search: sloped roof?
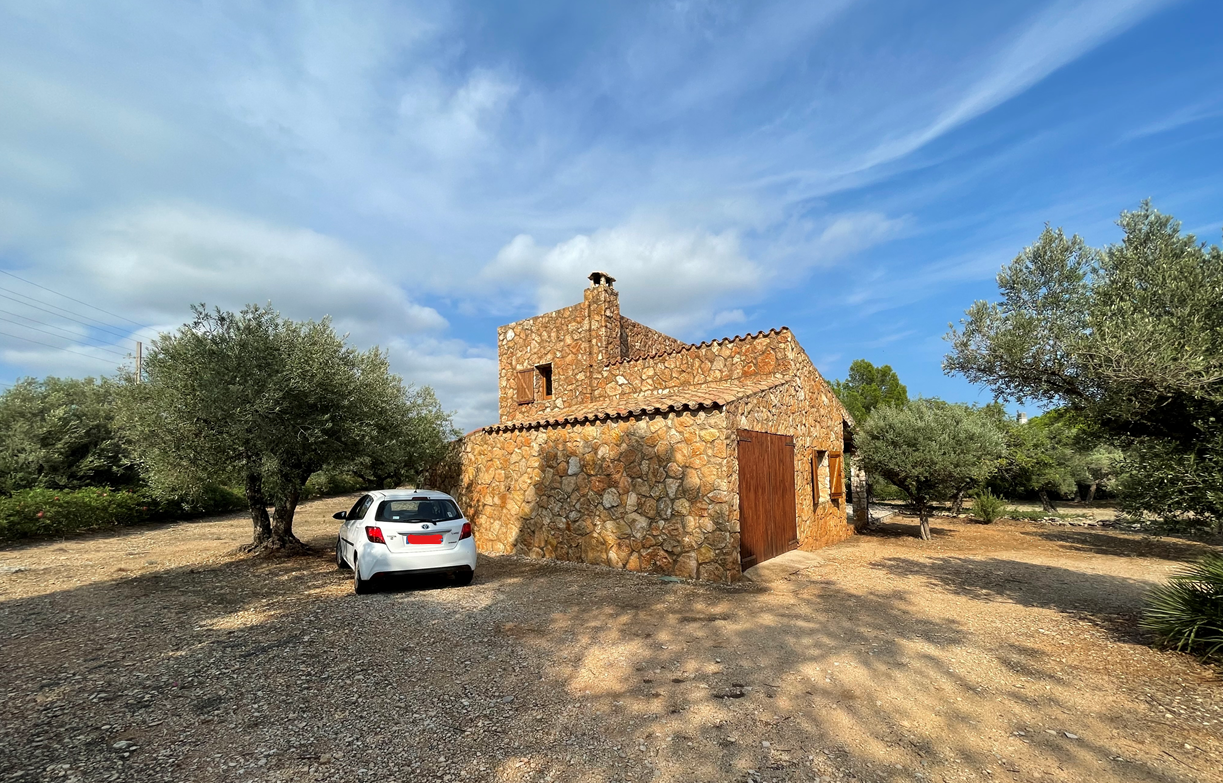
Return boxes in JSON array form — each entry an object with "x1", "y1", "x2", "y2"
[
  {"x1": 479, "y1": 375, "x2": 790, "y2": 433},
  {"x1": 609, "y1": 327, "x2": 790, "y2": 366}
]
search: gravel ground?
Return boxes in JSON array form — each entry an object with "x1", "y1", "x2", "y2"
[{"x1": 1, "y1": 496, "x2": 1220, "y2": 783}]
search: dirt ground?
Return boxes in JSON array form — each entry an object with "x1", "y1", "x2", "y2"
[{"x1": 1, "y1": 498, "x2": 1220, "y2": 783}]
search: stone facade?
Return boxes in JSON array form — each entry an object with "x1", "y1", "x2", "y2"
[{"x1": 434, "y1": 272, "x2": 855, "y2": 582}]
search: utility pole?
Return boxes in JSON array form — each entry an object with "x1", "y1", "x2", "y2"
[{"x1": 136, "y1": 341, "x2": 142, "y2": 383}]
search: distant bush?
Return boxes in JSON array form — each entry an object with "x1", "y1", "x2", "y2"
[
  {"x1": 1141, "y1": 553, "x2": 1223, "y2": 661},
  {"x1": 0, "y1": 485, "x2": 246, "y2": 542},
  {"x1": 970, "y1": 489, "x2": 1006, "y2": 524},
  {"x1": 303, "y1": 471, "x2": 371, "y2": 500}
]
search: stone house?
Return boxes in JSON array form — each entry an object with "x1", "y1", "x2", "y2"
[{"x1": 434, "y1": 272, "x2": 865, "y2": 583}]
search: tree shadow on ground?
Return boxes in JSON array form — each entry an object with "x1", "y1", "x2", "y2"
[
  {"x1": 1, "y1": 524, "x2": 1214, "y2": 783},
  {"x1": 868, "y1": 556, "x2": 1155, "y2": 641},
  {"x1": 1019, "y1": 528, "x2": 1221, "y2": 563}
]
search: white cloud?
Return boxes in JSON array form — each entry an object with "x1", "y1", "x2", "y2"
[
  {"x1": 712, "y1": 309, "x2": 747, "y2": 327},
  {"x1": 861, "y1": 0, "x2": 1170, "y2": 170},
  {"x1": 484, "y1": 221, "x2": 765, "y2": 336},
  {"x1": 384, "y1": 335, "x2": 499, "y2": 432},
  {"x1": 62, "y1": 204, "x2": 446, "y2": 341}
]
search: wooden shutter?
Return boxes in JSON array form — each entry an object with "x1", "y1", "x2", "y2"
[
  {"x1": 515, "y1": 369, "x2": 535, "y2": 404},
  {"x1": 829, "y1": 452, "x2": 845, "y2": 499}
]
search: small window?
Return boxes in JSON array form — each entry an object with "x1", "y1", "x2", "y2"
[
  {"x1": 536, "y1": 363, "x2": 553, "y2": 399},
  {"x1": 814, "y1": 451, "x2": 826, "y2": 505},
  {"x1": 829, "y1": 452, "x2": 845, "y2": 500},
  {"x1": 516, "y1": 369, "x2": 535, "y2": 404}
]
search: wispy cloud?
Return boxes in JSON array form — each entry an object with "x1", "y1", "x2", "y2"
[{"x1": 0, "y1": 0, "x2": 1204, "y2": 425}]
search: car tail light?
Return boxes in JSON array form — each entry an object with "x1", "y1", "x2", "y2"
[
  {"x1": 459, "y1": 522, "x2": 472, "y2": 540},
  {"x1": 365, "y1": 526, "x2": 386, "y2": 545}
]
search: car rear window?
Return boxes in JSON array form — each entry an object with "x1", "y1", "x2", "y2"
[{"x1": 375, "y1": 499, "x2": 463, "y2": 523}]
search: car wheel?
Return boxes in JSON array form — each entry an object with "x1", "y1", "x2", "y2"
[
  {"x1": 353, "y1": 556, "x2": 373, "y2": 594},
  {"x1": 336, "y1": 537, "x2": 349, "y2": 570},
  {"x1": 452, "y1": 569, "x2": 474, "y2": 587}
]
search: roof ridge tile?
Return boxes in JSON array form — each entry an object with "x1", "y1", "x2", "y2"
[{"x1": 609, "y1": 326, "x2": 789, "y2": 366}]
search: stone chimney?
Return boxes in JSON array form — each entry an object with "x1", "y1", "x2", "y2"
[{"x1": 583, "y1": 271, "x2": 621, "y2": 393}]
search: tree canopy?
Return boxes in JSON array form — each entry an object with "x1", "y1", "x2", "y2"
[
  {"x1": 120, "y1": 304, "x2": 456, "y2": 552},
  {"x1": 944, "y1": 203, "x2": 1223, "y2": 529},
  {"x1": 944, "y1": 202, "x2": 1222, "y2": 448},
  {"x1": 832, "y1": 359, "x2": 908, "y2": 424},
  {"x1": 856, "y1": 399, "x2": 1006, "y2": 540},
  {"x1": 0, "y1": 377, "x2": 137, "y2": 495}
]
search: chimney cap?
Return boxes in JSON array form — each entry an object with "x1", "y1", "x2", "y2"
[{"x1": 588, "y1": 271, "x2": 616, "y2": 287}]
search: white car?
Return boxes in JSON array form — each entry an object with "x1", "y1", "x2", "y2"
[{"x1": 334, "y1": 489, "x2": 477, "y2": 593}]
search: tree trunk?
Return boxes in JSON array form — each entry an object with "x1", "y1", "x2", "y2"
[
  {"x1": 950, "y1": 489, "x2": 966, "y2": 516},
  {"x1": 1086, "y1": 482, "x2": 1098, "y2": 505},
  {"x1": 918, "y1": 510, "x2": 932, "y2": 541},
  {"x1": 269, "y1": 481, "x2": 307, "y2": 553},
  {"x1": 1038, "y1": 489, "x2": 1056, "y2": 513},
  {"x1": 244, "y1": 465, "x2": 272, "y2": 547}
]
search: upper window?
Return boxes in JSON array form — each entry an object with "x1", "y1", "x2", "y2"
[
  {"x1": 536, "y1": 363, "x2": 553, "y2": 399},
  {"x1": 375, "y1": 499, "x2": 463, "y2": 523}
]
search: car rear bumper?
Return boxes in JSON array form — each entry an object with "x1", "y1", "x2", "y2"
[{"x1": 356, "y1": 538, "x2": 477, "y2": 580}]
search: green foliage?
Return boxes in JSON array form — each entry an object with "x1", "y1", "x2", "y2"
[
  {"x1": 970, "y1": 489, "x2": 1006, "y2": 524},
  {"x1": 303, "y1": 471, "x2": 373, "y2": 499},
  {"x1": 832, "y1": 359, "x2": 908, "y2": 424},
  {"x1": 1141, "y1": 553, "x2": 1223, "y2": 660},
  {"x1": 989, "y1": 413, "x2": 1080, "y2": 507},
  {"x1": 0, "y1": 377, "x2": 138, "y2": 494},
  {"x1": 945, "y1": 203, "x2": 1223, "y2": 530},
  {"x1": 345, "y1": 385, "x2": 458, "y2": 489},
  {"x1": 0, "y1": 485, "x2": 245, "y2": 541},
  {"x1": 857, "y1": 399, "x2": 1006, "y2": 538},
  {"x1": 119, "y1": 304, "x2": 457, "y2": 550},
  {"x1": 1116, "y1": 435, "x2": 1223, "y2": 535}
]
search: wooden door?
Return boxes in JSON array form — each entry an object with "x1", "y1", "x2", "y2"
[{"x1": 737, "y1": 429, "x2": 798, "y2": 569}]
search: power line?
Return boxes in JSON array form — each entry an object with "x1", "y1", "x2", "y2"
[
  {"x1": 0, "y1": 329, "x2": 124, "y2": 367},
  {"x1": 0, "y1": 268, "x2": 147, "y2": 328},
  {"x1": 0, "y1": 289, "x2": 138, "y2": 344},
  {"x1": 0, "y1": 315, "x2": 129, "y2": 357},
  {"x1": 0, "y1": 307, "x2": 133, "y2": 352}
]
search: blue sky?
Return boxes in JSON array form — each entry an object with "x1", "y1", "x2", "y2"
[{"x1": 0, "y1": 0, "x2": 1220, "y2": 429}]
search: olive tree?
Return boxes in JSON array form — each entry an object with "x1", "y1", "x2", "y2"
[
  {"x1": 0, "y1": 376, "x2": 138, "y2": 494},
  {"x1": 944, "y1": 203, "x2": 1223, "y2": 528},
  {"x1": 856, "y1": 400, "x2": 1006, "y2": 540},
  {"x1": 120, "y1": 304, "x2": 455, "y2": 552}
]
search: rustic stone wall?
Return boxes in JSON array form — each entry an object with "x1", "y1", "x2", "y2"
[
  {"x1": 723, "y1": 351, "x2": 853, "y2": 551},
  {"x1": 596, "y1": 329, "x2": 795, "y2": 401},
  {"x1": 620, "y1": 316, "x2": 687, "y2": 360},
  {"x1": 438, "y1": 409, "x2": 740, "y2": 583},
  {"x1": 497, "y1": 281, "x2": 625, "y2": 423}
]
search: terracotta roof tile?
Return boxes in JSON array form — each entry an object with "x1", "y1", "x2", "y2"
[
  {"x1": 479, "y1": 376, "x2": 789, "y2": 433},
  {"x1": 610, "y1": 327, "x2": 790, "y2": 366}
]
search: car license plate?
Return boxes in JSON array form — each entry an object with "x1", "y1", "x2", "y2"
[{"x1": 408, "y1": 534, "x2": 443, "y2": 545}]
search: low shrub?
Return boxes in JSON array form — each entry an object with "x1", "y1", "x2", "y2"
[
  {"x1": 303, "y1": 471, "x2": 372, "y2": 500},
  {"x1": 970, "y1": 489, "x2": 1007, "y2": 524},
  {"x1": 1141, "y1": 553, "x2": 1223, "y2": 661},
  {"x1": 0, "y1": 487, "x2": 153, "y2": 540},
  {"x1": 0, "y1": 485, "x2": 247, "y2": 542}
]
